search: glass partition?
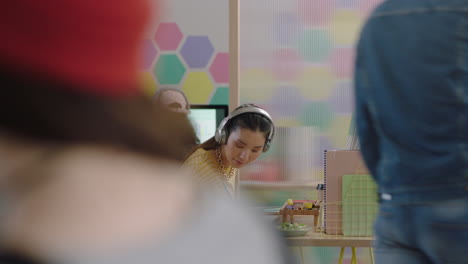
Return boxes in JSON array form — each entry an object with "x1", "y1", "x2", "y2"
[{"x1": 238, "y1": 0, "x2": 383, "y2": 205}]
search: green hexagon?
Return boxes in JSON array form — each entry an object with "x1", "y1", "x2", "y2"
[
  {"x1": 298, "y1": 29, "x2": 333, "y2": 63},
  {"x1": 153, "y1": 54, "x2": 186, "y2": 85},
  {"x1": 300, "y1": 102, "x2": 334, "y2": 131},
  {"x1": 182, "y1": 72, "x2": 214, "y2": 104},
  {"x1": 210, "y1": 86, "x2": 229, "y2": 105}
]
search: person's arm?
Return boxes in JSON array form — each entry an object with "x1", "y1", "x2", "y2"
[{"x1": 354, "y1": 33, "x2": 380, "y2": 179}]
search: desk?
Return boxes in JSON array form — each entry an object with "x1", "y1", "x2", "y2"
[
  {"x1": 241, "y1": 180, "x2": 322, "y2": 191},
  {"x1": 260, "y1": 208, "x2": 375, "y2": 263},
  {"x1": 285, "y1": 232, "x2": 374, "y2": 264},
  {"x1": 286, "y1": 232, "x2": 373, "y2": 247}
]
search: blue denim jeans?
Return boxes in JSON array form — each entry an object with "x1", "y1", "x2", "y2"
[{"x1": 374, "y1": 197, "x2": 468, "y2": 264}]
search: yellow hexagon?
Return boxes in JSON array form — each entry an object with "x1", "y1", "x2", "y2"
[
  {"x1": 239, "y1": 68, "x2": 275, "y2": 102},
  {"x1": 297, "y1": 67, "x2": 335, "y2": 100},
  {"x1": 327, "y1": 114, "x2": 352, "y2": 149},
  {"x1": 182, "y1": 72, "x2": 214, "y2": 104},
  {"x1": 274, "y1": 118, "x2": 302, "y2": 127},
  {"x1": 329, "y1": 10, "x2": 363, "y2": 45},
  {"x1": 139, "y1": 71, "x2": 158, "y2": 96}
]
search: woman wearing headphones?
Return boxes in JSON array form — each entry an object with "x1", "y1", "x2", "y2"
[{"x1": 183, "y1": 104, "x2": 275, "y2": 199}]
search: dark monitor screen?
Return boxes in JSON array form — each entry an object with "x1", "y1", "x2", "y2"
[{"x1": 188, "y1": 105, "x2": 228, "y2": 143}]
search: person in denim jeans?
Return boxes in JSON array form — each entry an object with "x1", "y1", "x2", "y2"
[{"x1": 354, "y1": 0, "x2": 468, "y2": 263}]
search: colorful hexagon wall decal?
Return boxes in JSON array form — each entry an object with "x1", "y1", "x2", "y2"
[
  {"x1": 336, "y1": 0, "x2": 359, "y2": 8},
  {"x1": 182, "y1": 72, "x2": 214, "y2": 104},
  {"x1": 328, "y1": 47, "x2": 355, "y2": 79},
  {"x1": 270, "y1": 85, "x2": 305, "y2": 117},
  {"x1": 239, "y1": 68, "x2": 275, "y2": 102},
  {"x1": 154, "y1": 23, "x2": 183, "y2": 51},
  {"x1": 297, "y1": 67, "x2": 334, "y2": 100},
  {"x1": 329, "y1": 10, "x2": 363, "y2": 45},
  {"x1": 274, "y1": 118, "x2": 302, "y2": 127},
  {"x1": 271, "y1": 48, "x2": 303, "y2": 81},
  {"x1": 273, "y1": 12, "x2": 300, "y2": 46},
  {"x1": 299, "y1": 102, "x2": 334, "y2": 131},
  {"x1": 153, "y1": 54, "x2": 186, "y2": 85},
  {"x1": 180, "y1": 36, "x2": 215, "y2": 68},
  {"x1": 209, "y1": 52, "x2": 229, "y2": 83},
  {"x1": 298, "y1": 30, "x2": 333, "y2": 63},
  {"x1": 328, "y1": 81, "x2": 354, "y2": 114},
  {"x1": 297, "y1": 0, "x2": 335, "y2": 26},
  {"x1": 141, "y1": 39, "x2": 157, "y2": 70},
  {"x1": 210, "y1": 86, "x2": 229, "y2": 105}
]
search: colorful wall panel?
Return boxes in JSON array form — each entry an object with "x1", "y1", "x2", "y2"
[
  {"x1": 139, "y1": 0, "x2": 230, "y2": 105},
  {"x1": 238, "y1": 0, "x2": 383, "y2": 192}
]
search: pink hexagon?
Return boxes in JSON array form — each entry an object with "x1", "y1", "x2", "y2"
[
  {"x1": 209, "y1": 52, "x2": 229, "y2": 83},
  {"x1": 154, "y1": 23, "x2": 183, "y2": 51},
  {"x1": 328, "y1": 47, "x2": 355, "y2": 79},
  {"x1": 297, "y1": 0, "x2": 336, "y2": 26},
  {"x1": 271, "y1": 48, "x2": 303, "y2": 81}
]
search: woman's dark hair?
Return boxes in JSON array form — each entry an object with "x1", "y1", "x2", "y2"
[
  {"x1": 0, "y1": 68, "x2": 197, "y2": 161},
  {"x1": 187, "y1": 104, "x2": 273, "y2": 156}
]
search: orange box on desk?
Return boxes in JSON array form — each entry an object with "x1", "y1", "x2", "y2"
[{"x1": 279, "y1": 200, "x2": 320, "y2": 227}]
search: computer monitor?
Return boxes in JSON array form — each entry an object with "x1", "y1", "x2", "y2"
[{"x1": 188, "y1": 105, "x2": 229, "y2": 143}]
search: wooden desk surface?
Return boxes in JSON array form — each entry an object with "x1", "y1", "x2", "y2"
[
  {"x1": 241, "y1": 180, "x2": 323, "y2": 191},
  {"x1": 259, "y1": 208, "x2": 374, "y2": 248},
  {"x1": 286, "y1": 232, "x2": 374, "y2": 247}
]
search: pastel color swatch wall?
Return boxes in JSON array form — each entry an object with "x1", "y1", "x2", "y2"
[{"x1": 238, "y1": 0, "x2": 383, "y2": 195}]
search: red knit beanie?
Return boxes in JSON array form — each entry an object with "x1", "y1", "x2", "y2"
[{"x1": 0, "y1": 0, "x2": 154, "y2": 96}]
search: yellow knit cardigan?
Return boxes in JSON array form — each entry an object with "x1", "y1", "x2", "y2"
[{"x1": 183, "y1": 148, "x2": 238, "y2": 199}]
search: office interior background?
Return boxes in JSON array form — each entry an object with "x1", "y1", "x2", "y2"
[{"x1": 140, "y1": 1, "x2": 383, "y2": 262}]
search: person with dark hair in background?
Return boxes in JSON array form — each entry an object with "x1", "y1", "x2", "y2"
[
  {"x1": 153, "y1": 87, "x2": 200, "y2": 157},
  {"x1": 183, "y1": 104, "x2": 275, "y2": 199},
  {"x1": 354, "y1": 0, "x2": 468, "y2": 263},
  {"x1": 0, "y1": 1, "x2": 293, "y2": 264}
]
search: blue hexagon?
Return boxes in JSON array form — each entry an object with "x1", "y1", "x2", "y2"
[
  {"x1": 180, "y1": 36, "x2": 214, "y2": 68},
  {"x1": 274, "y1": 12, "x2": 299, "y2": 46},
  {"x1": 328, "y1": 81, "x2": 354, "y2": 114},
  {"x1": 270, "y1": 85, "x2": 305, "y2": 117}
]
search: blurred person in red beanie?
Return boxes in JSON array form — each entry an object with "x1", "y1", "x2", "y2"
[{"x1": 0, "y1": 1, "x2": 294, "y2": 264}]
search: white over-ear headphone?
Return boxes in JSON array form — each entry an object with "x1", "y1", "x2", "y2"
[{"x1": 214, "y1": 105, "x2": 275, "y2": 152}]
